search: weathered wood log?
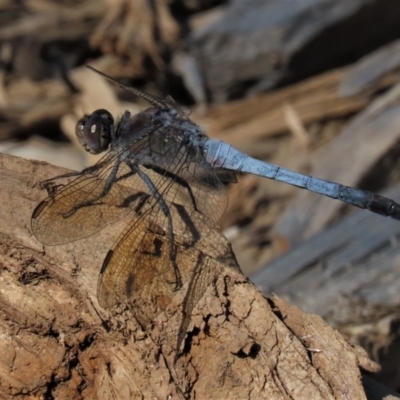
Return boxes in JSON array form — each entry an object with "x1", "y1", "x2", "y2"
[
  {"x1": 274, "y1": 81, "x2": 400, "y2": 245},
  {"x1": 190, "y1": 0, "x2": 400, "y2": 102},
  {"x1": 252, "y1": 182, "x2": 400, "y2": 311},
  {"x1": 0, "y1": 153, "x2": 396, "y2": 399},
  {"x1": 205, "y1": 67, "x2": 368, "y2": 155},
  {"x1": 203, "y1": 63, "x2": 399, "y2": 155},
  {"x1": 90, "y1": 0, "x2": 179, "y2": 71},
  {"x1": 339, "y1": 38, "x2": 400, "y2": 97}
]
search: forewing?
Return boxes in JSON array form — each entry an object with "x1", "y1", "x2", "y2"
[
  {"x1": 96, "y1": 165, "x2": 229, "y2": 310},
  {"x1": 31, "y1": 119, "x2": 167, "y2": 246},
  {"x1": 160, "y1": 156, "x2": 228, "y2": 227},
  {"x1": 95, "y1": 124, "x2": 230, "y2": 307},
  {"x1": 132, "y1": 127, "x2": 229, "y2": 227},
  {"x1": 31, "y1": 154, "x2": 151, "y2": 245},
  {"x1": 176, "y1": 158, "x2": 228, "y2": 225}
]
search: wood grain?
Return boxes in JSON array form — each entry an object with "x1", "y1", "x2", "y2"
[{"x1": 0, "y1": 153, "x2": 392, "y2": 399}]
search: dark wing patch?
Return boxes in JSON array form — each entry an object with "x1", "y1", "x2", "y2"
[
  {"x1": 125, "y1": 272, "x2": 136, "y2": 298},
  {"x1": 31, "y1": 123, "x2": 164, "y2": 246},
  {"x1": 97, "y1": 205, "x2": 173, "y2": 307}
]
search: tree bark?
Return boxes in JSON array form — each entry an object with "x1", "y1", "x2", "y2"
[{"x1": 0, "y1": 152, "x2": 397, "y2": 399}]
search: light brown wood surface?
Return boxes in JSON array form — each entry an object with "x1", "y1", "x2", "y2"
[{"x1": 0, "y1": 153, "x2": 398, "y2": 399}]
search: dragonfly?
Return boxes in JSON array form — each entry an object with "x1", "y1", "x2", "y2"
[{"x1": 31, "y1": 66, "x2": 400, "y2": 347}]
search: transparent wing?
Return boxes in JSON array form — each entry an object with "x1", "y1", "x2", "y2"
[
  {"x1": 33, "y1": 108, "x2": 231, "y2": 316},
  {"x1": 31, "y1": 122, "x2": 163, "y2": 246},
  {"x1": 96, "y1": 130, "x2": 231, "y2": 308},
  {"x1": 96, "y1": 194, "x2": 217, "y2": 309},
  {"x1": 97, "y1": 203, "x2": 170, "y2": 308},
  {"x1": 31, "y1": 166, "x2": 156, "y2": 246},
  {"x1": 133, "y1": 125, "x2": 229, "y2": 227}
]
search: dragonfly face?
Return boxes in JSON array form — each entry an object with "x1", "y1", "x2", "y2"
[{"x1": 75, "y1": 109, "x2": 114, "y2": 154}]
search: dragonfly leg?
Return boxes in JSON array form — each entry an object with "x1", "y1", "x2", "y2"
[
  {"x1": 143, "y1": 164, "x2": 198, "y2": 211},
  {"x1": 40, "y1": 170, "x2": 86, "y2": 194},
  {"x1": 39, "y1": 159, "x2": 112, "y2": 192},
  {"x1": 63, "y1": 159, "x2": 123, "y2": 218},
  {"x1": 131, "y1": 162, "x2": 182, "y2": 290}
]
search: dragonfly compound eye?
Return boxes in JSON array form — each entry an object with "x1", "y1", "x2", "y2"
[{"x1": 75, "y1": 109, "x2": 114, "y2": 154}]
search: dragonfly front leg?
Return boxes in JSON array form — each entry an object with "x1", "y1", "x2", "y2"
[
  {"x1": 40, "y1": 170, "x2": 86, "y2": 196},
  {"x1": 63, "y1": 160, "x2": 124, "y2": 218},
  {"x1": 40, "y1": 161, "x2": 110, "y2": 195}
]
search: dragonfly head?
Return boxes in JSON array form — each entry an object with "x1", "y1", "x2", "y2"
[{"x1": 75, "y1": 109, "x2": 114, "y2": 154}]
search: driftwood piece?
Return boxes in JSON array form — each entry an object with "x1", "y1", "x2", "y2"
[
  {"x1": 339, "y1": 39, "x2": 400, "y2": 97},
  {"x1": 204, "y1": 66, "x2": 394, "y2": 158},
  {"x1": 251, "y1": 181, "x2": 400, "y2": 314},
  {"x1": 0, "y1": 0, "x2": 104, "y2": 43},
  {"x1": 0, "y1": 77, "x2": 73, "y2": 141},
  {"x1": 274, "y1": 81, "x2": 400, "y2": 245},
  {"x1": 90, "y1": 0, "x2": 179, "y2": 71},
  {"x1": 208, "y1": 68, "x2": 351, "y2": 136},
  {"x1": 190, "y1": 0, "x2": 400, "y2": 102},
  {"x1": 251, "y1": 182, "x2": 400, "y2": 394},
  {"x1": 0, "y1": 152, "x2": 394, "y2": 399}
]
